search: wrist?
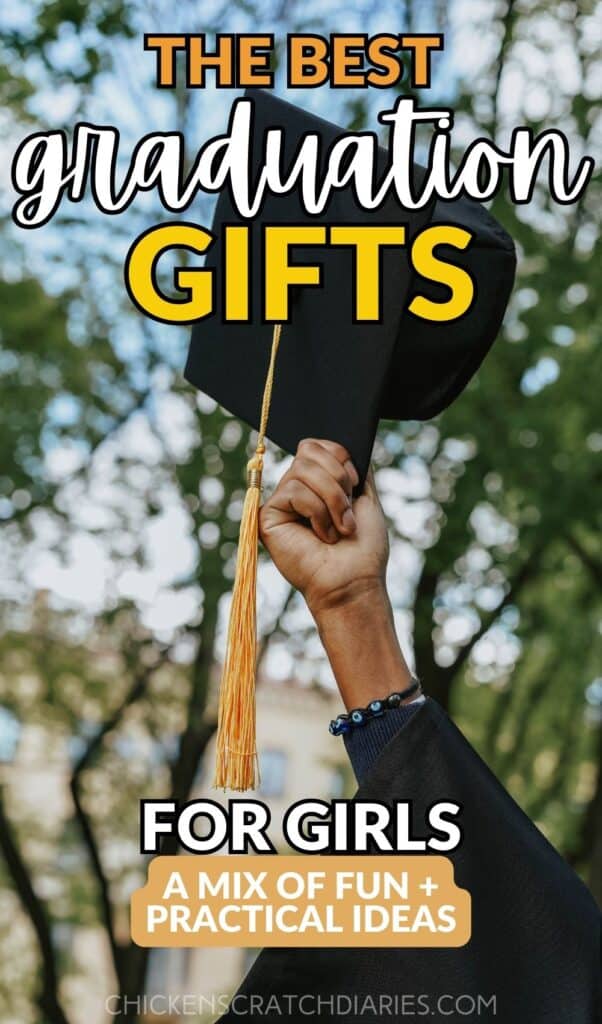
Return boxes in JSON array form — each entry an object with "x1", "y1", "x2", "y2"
[
  {"x1": 308, "y1": 577, "x2": 389, "y2": 626},
  {"x1": 312, "y1": 582, "x2": 413, "y2": 711}
]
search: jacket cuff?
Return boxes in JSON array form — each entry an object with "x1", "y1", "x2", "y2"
[{"x1": 343, "y1": 700, "x2": 424, "y2": 784}]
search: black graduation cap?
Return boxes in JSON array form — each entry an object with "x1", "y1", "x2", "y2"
[{"x1": 185, "y1": 90, "x2": 516, "y2": 487}]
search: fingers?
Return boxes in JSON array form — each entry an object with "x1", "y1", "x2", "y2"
[
  {"x1": 291, "y1": 458, "x2": 355, "y2": 537},
  {"x1": 261, "y1": 439, "x2": 360, "y2": 544},
  {"x1": 299, "y1": 439, "x2": 360, "y2": 491},
  {"x1": 294, "y1": 439, "x2": 359, "y2": 535},
  {"x1": 263, "y1": 478, "x2": 338, "y2": 544}
]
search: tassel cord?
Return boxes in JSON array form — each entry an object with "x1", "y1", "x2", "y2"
[{"x1": 214, "y1": 324, "x2": 282, "y2": 791}]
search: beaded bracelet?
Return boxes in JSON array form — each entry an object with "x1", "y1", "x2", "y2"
[{"x1": 329, "y1": 679, "x2": 422, "y2": 736}]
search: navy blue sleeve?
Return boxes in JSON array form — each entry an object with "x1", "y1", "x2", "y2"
[{"x1": 343, "y1": 702, "x2": 423, "y2": 784}]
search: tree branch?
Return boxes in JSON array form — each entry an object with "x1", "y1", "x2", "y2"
[
  {"x1": 0, "y1": 789, "x2": 70, "y2": 1024},
  {"x1": 257, "y1": 584, "x2": 294, "y2": 669},
  {"x1": 488, "y1": 657, "x2": 553, "y2": 773},
  {"x1": 69, "y1": 659, "x2": 159, "y2": 992},
  {"x1": 526, "y1": 681, "x2": 584, "y2": 822},
  {"x1": 490, "y1": 0, "x2": 516, "y2": 137},
  {"x1": 429, "y1": 543, "x2": 545, "y2": 708},
  {"x1": 566, "y1": 532, "x2": 602, "y2": 590}
]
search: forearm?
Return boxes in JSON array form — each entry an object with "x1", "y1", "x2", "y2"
[
  {"x1": 259, "y1": 440, "x2": 422, "y2": 776},
  {"x1": 312, "y1": 581, "x2": 414, "y2": 710},
  {"x1": 313, "y1": 582, "x2": 423, "y2": 783}
]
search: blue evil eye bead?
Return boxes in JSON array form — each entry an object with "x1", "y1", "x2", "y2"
[
  {"x1": 330, "y1": 716, "x2": 350, "y2": 736},
  {"x1": 350, "y1": 709, "x2": 366, "y2": 726},
  {"x1": 369, "y1": 700, "x2": 384, "y2": 716},
  {"x1": 387, "y1": 692, "x2": 402, "y2": 708}
]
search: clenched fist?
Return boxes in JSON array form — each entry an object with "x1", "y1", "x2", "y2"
[{"x1": 259, "y1": 439, "x2": 389, "y2": 618}]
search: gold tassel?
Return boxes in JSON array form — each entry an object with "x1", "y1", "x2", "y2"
[{"x1": 214, "y1": 324, "x2": 282, "y2": 791}]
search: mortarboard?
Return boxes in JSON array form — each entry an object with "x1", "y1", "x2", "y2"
[
  {"x1": 185, "y1": 89, "x2": 516, "y2": 487},
  {"x1": 184, "y1": 91, "x2": 516, "y2": 791}
]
